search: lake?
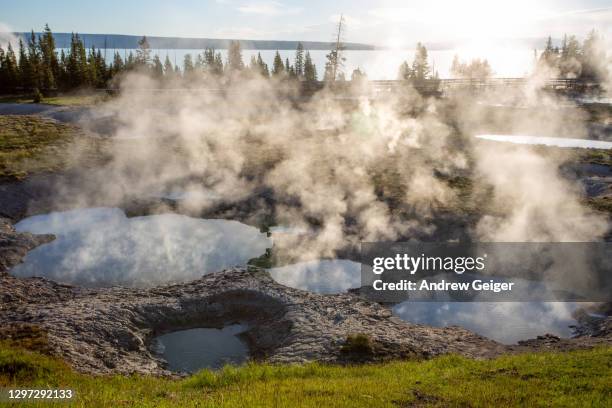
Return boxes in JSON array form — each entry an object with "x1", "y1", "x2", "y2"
[{"x1": 60, "y1": 48, "x2": 538, "y2": 80}]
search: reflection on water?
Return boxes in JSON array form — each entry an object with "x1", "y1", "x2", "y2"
[
  {"x1": 12, "y1": 208, "x2": 271, "y2": 287},
  {"x1": 476, "y1": 134, "x2": 612, "y2": 149},
  {"x1": 393, "y1": 301, "x2": 579, "y2": 344},
  {"x1": 153, "y1": 325, "x2": 248, "y2": 372},
  {"x1": 268, "y1": 259, "x2": 361, "y2": 294}
]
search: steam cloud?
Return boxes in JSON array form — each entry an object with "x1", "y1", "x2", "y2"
[
  {"x1": 50, "y1": 68, "x2": 609, "y2": 266},
  {"x1": 0, "y1": 22, "x2": 17, "y2": 49}
]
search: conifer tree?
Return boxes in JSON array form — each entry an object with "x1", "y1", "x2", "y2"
[
  {"x1": 136, "y1": 36, "x2": 151, "y2": 67},
  {"x1": 272, "y1": 51, "x2": 284, "y2": 77},
  {"x1": 183, "y1": 53, "x2": 194, "y2": 75},
  {"x1": 151, "y1": 55, "x2": 163, "y2": 78},
  {"x1": 256, "y1": 52, "x2": 269, "y2": 78},
  {"x1": 294, "y1": 42, "x2": 304, "y2": 77},
  {"x1": 18, "y1": 38, "x2": 32, "y2": 89},
  {"x1": 39, "y1": 24, "x2": 59, "y2": 89},
  {"x1": 227, "y1": 40, "x2": 244, "y2": 72},
  {"x1": 303, "y1": 51, "x2": 317, "y2": 83},
  {"x1": 26, "y1": 31, "x2": 42, "y2": 89},
  {"x1": 163, "y1": 55, "x2": 174, "y2": 77},
  {"x1": 411, "y1": 42, "x2": 430, "y2": 81},
  {"x1": 3, "y1": 43, "x2": 18, "y2": 90},
  {"x1": 111, "y1": 51, "x2": 124, "y2": 76}
]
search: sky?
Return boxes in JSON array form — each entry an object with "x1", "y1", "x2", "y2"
[{"x1": 1, "y1": 0, "x2": 612, "y2": 47}]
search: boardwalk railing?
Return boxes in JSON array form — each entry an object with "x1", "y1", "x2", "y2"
[{"x1": 23, "y1": 77, "x2": 596, "y2": 97}]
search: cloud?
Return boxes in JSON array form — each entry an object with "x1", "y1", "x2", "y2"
[{"x1": 237, "y1": 1, "x2": 302, "y2": 16}]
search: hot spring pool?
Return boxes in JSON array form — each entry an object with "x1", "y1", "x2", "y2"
[
  {"x1": 11, "y1": 207, "x2": 271, "y2": 287},
  {"x1": 268, "y1": 259, "x2": 361, "y2": 294},
  {"x1": 392, "y1": 301, "x2": 580, "y2": 344},
  {"x1": 475, "y1": 134, "x2": 612, "y2": 149},
  {"x1": 152, "y1": 324, "x2": 249, "y2": 372},
  {"x1": 268, "y1": 260, "x2": 581, "y2": 344}
]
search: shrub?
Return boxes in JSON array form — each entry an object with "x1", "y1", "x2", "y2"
[
  {"x1": 33, "y1": 88, "x2": 43, "y2": 103},
  {"x1": 340, "y1": 334, "x2": 374, "y2": 355}
]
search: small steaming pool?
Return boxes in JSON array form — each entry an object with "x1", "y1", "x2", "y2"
[
  {"x1": 152, "y1": 325, "x2": 249, "y2": 372},
  {"x1": 475, "y1": 134, "x2": 612, "y2": 149},
  {"x1": 11, "y1": 208, "x2": 271, "y2": 287},
  {"x1": 268, "y1": 259, "x2": 361, "y2": 294}
]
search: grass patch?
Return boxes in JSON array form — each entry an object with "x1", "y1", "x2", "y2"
[
  {"x1": 0, "y1": 115, "x2": 105, "y2": 179},
  {"x1": 586, "y1": 197, "x2": 612, "y2": 215},
  {"x1": 579, "y1": 149, "x2": 612, "y2": 167},
  {"x1": 0, "y1": 342, "x2": 610, "y2": 407},
  {"x1": 0, "y1": 93, "x2": 109, "y2": 106}
]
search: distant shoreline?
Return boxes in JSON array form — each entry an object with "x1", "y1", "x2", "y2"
[
  {"x1": 12, "y1": 32, "x2": 555, "y2": 51},
  {"x1": 14, "y1": 32, "x2": 378, "y2": 51}
]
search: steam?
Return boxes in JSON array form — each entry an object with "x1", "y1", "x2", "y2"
[
  {"x1": 52, "y1": 68, "x2": 609, "y2": 268},
  {"x1": 0, "y1": 22, "x2": 17, "y2": 49}
]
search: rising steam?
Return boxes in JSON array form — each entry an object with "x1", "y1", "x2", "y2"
[{"x1": 51, "y1": 68, "x2": 609, "y2": 265}]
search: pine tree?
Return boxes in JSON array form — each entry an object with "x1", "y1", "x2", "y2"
[
  {"x1": 163, "y1": 55, "x2": 174, "y2": 77},
  {"x1": 26, "y1": 30, "x2": 42, "y2": 89},
  {"x1": 183, "y1": 53, "x2": 194, "y2": 75},
  {"x1": 303, "y1": 51, "x2": 316, "y2": 83},
  {"x1": 397, "y1": 61, "x2": 411, "y2": 80},
  {"x1": 39, "y1": 24, "x2": 59, "y2": 89},
  {"x1": 136, "y1": 36, "x2": 151, "y2": 67},
  {"x1": 151, "y1": 55, "x2": 163, "y2": 78},
  {"x1": 411, "y1": 42, "x2": 430, "y2": 81},
  {"x1": 285, "y1": 58, "x2": 295, "y2": 78},
  {"x1": 256, "y1": 52, "x2": 269, "y2": 78},
  {"x1": 87, "y1": 46, "x2": 98, "y2": 86},
  {"x1": 213, "y1": 52, "x2": 224, "y2": 75},
  {"x1": 4, "y1": 43, "x2": 18, "y2": 90},
  {"x1": 18, "y1": 38, "x2": 32, "y2": 89},
  {"x1": 294, "y1": 42, "x2": 304, "y2": 77},
  {"x1": 272, "y1": 51, "x2": 284, "y2": 77},
  {"x1": 227, "y1": 40, "x2": 244, "y2": 72},
  {"x1": 111, "y1": 51, "x2": 124, "y2": 76}
]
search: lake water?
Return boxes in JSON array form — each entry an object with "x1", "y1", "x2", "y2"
[
  {"x1": 476, "y1": 134, "x2": 612, "y2": 150},
  {"x1": 152, "y1": 324, "x2": 248, "y2": 372},
  {"x1": 63, "y1": 48, "x2": 537, "y2": 80},
  {"x1": 12, "y1": 208, "x2": 271, "y2": 287}
]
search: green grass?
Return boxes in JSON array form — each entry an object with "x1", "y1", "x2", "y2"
[
  {"x1": 0, "y1": 93, "x2": 109, "y2": 106},
  {"x1": 0, "y1": 115, "x2": 106, "y2": 179},
  {"x1": 0, "y1": 341, "x2": 610, "y2": 407}
]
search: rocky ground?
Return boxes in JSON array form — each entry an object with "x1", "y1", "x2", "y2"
[{"x1": 1, "y1": 218, "x2": 610, "y2": 376}]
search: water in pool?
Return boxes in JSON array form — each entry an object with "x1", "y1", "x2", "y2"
[
  {"x1": 269, "y1": 260, "x2": 581, "y2": 344},
  {"x1": 475, "y1": 134, "x2": 612, "y2": 149},
  {"x1": 153, "y1": 325, "x2": 248, "y2": 372},
  {"x1": 11, "y1": 207, "x2": 271, "y2": 287},
  {"x1": 393, "y1": 301, "x2": 579, "y2": 344},
  {"x1": 268, "y1": 259, "x2": 361, "y2": 294}
]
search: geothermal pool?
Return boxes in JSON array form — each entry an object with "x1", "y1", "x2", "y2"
[
  {"x1": 11, "y1": 209, "x2": 584, "y2": 344},
  {"x1": 152, "y1": 325, "x2": 248, "y2": 372},
  {"x1": 12, "y1": 208, "x2": 271, "y2": 287},
  {"x1": 270, "y1": 261, "x2": 581, "y2": 344},
  {"x1": 475, "y1": 134, "x2": 612, "y2": 149},
  {"x1": 392, "y1": 301, "x2": 579, "y2": 344},
  {"x1": 268, "y1": 259, "x2": 361, "y2": 294}
]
